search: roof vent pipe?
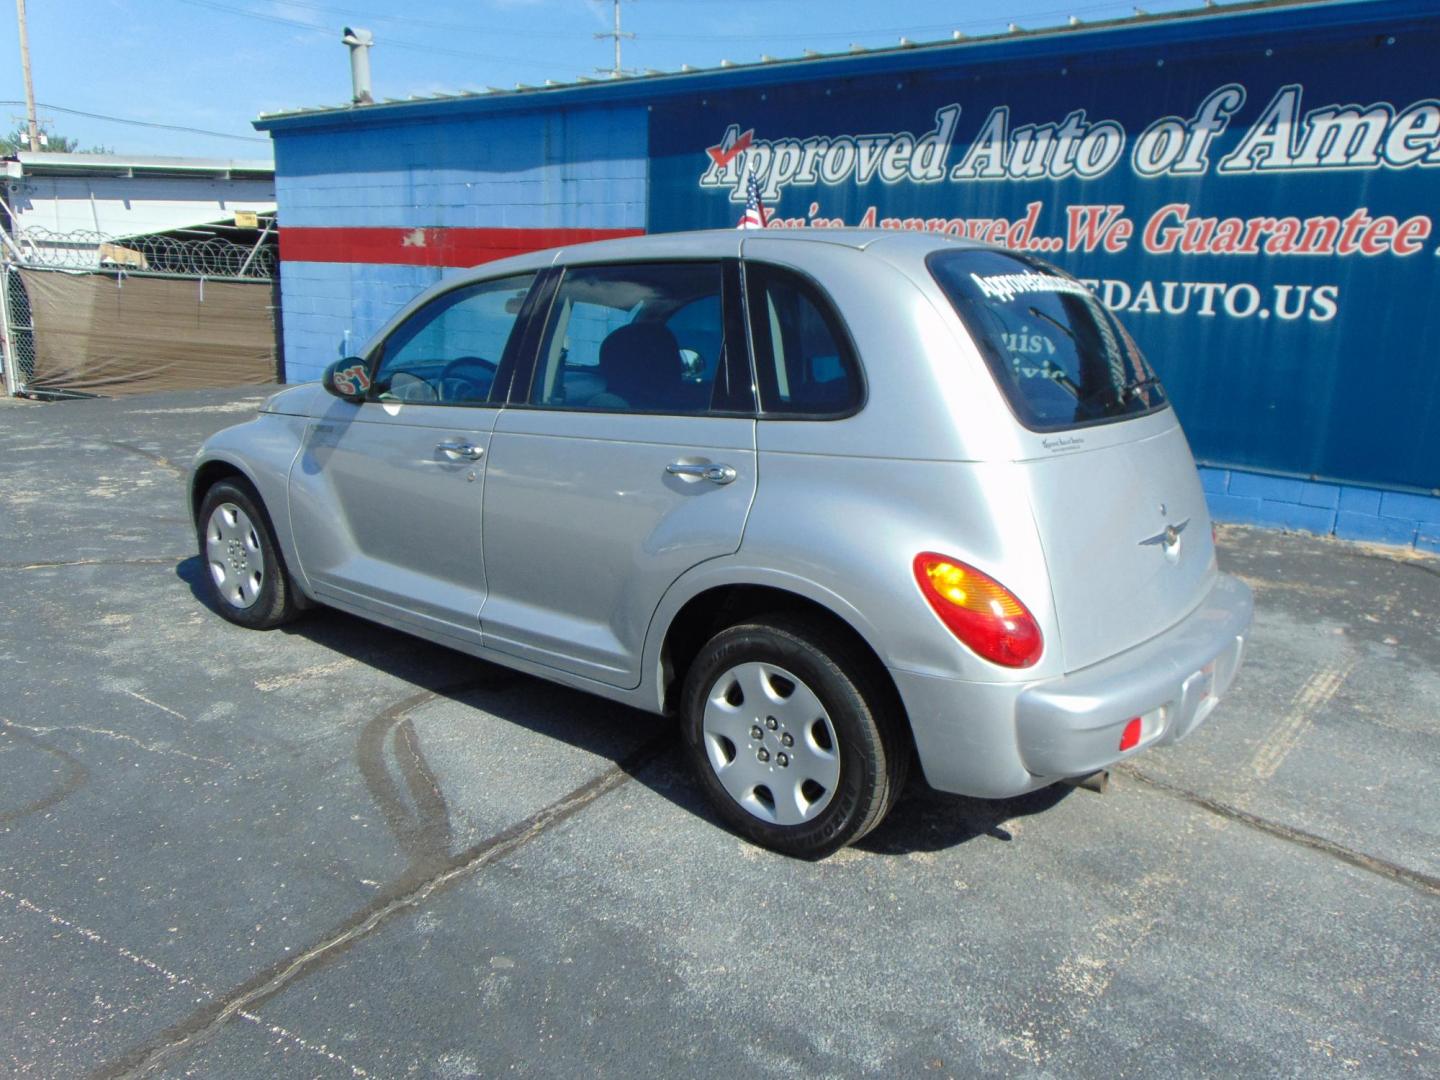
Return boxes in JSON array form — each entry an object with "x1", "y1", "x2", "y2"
[{"x1": 342, "y1": 26, "x2": 374, "y2": 105}]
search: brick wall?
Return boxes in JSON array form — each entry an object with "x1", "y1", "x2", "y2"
[{"x1": 1200, "y1": 466, "x2": 1440, "y2": 553}]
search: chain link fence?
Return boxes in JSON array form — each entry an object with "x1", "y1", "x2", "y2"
[{"x1": 0, "y1": 267, "x2": 37, "y2": 396}]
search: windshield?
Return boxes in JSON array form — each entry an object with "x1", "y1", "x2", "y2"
[{"x1": 928, "y1": 249, "x2": 1168, "y2": 432}]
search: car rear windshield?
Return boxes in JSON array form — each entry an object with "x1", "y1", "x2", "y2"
[{"x1": 928, "y1": 249, "x2": 1168, "y2": 432}]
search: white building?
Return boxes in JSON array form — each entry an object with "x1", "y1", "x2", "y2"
[{"x1": 1, "y1": 153, "x2": 274, "y2": 268}]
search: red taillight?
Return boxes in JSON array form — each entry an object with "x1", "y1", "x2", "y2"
[
  {"x1": 1118, "y1": 717, "x2": 1142, "y2": 751},
  {"x1": 912, "y1": 552, "x2": 1043, "y2": 668}
]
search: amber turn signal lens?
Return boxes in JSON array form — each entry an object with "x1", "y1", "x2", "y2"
[{"x1": 912, "y1": 553, "x2": 1043, "y2": 668}]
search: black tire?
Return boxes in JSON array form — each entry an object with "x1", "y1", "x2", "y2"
[
  {"x1": 196, "y1": 479, "x2": 303, "y2": 629},
  {"x1": 680, "y1": 613, "x2": 910, "y2": 859}
]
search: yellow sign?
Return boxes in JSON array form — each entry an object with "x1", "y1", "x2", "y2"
[{"x1": 234, "y1": 211, "x2": 259, "y2": 228}]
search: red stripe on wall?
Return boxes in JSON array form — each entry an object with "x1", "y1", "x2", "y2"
[{"x1": 279, "y1": 226, "x2": 644, "y2": 267}]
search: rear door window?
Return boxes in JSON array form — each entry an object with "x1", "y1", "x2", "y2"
[
  {"x1": 745, "y1": 264, "x2": 862, "y2": 417},
  {"x1": 928, "y1": 249, "x2": 1168, "y2": 432},
  {"x1": 527, "y1": 261, "x2": 746, "y2": 414}
]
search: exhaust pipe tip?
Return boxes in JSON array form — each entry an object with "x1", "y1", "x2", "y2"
[{"x1": 1063, "y1": 769, "x2": 1111, "y2": 795}]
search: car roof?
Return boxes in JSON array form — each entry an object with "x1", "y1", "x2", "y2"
[
  {"x1": 450, "y1": 228, "x2": 992, "y2": 284},
  {"x1": 571, "y1": 227, "x2": 988, "y2": 256}
]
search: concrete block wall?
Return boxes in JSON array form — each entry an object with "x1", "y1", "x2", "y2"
[
  {"x1": 1200, "y1": 466, "x2": 1440, "y2": 553},
  {"x1": 277, "y1": 261, "x2": 448, "y2": 376},
  {"x1": 272, "y1": 105, "x2": 649, "y2": 382}
]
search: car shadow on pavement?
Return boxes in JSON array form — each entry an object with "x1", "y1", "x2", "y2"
[
  {"x1": 857, "y1": 780, "x2": 1072, "y2": 855},
  {"x1": 176, "y1": 555, "x2": 1075, "y2": 858}
]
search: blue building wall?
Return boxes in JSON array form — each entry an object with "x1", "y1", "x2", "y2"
[
  {"x1": 272, "y1": 107, "x2": 649, "y2": 231},
  {"x1": 276, "y1": 260, "x2": 446, "y2": 381},
  {"x1": 270, "y1": 105, "x2": 648, "y2": 383}
]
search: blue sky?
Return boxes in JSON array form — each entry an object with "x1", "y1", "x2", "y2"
[{"x1": 0, "y1": 0, "x2": 1249, "y2": 159}]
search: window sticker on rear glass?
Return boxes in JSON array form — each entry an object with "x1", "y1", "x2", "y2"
[{"x1": 967, "y1": 270, "x2": 1093, "y2": 304}]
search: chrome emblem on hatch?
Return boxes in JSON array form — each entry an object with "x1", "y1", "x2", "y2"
[{"x1": 1139, "y1": 518, "x2": 1189, "y2": 562}]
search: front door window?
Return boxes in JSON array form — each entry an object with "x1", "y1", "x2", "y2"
[{"x1": 372, "y1": 273, "x2": 535, "y2": 405}]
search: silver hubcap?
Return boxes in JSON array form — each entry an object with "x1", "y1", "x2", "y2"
[
  {"x1": 205, "y1": 502, "x2": 265, "y2": 609},
  {"x1": 702, "y1": 661, "x2": 840, "y2": 826}
]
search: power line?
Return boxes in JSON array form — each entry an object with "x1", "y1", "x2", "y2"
[
  {"x1": 174, "y1": 0, "x2": 1182, "y2": 44},
  {"x1": 642, "y1": 1, "x2": 1193, "y2": 42},
  {"x1": 170, "y1": 0, "x2": 817, "y2": 41},
  {"x1": 201, "y1": 0, "x2": 526, "y2": 37},
  {"x1": 172, "y1": 0, "x2": 561, "y2": 69},
  {"x1": 0, "y1": 101, "x2": 269, "y2": 143}
]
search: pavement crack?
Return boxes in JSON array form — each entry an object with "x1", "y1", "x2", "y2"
[
  {"x1": 90, "y1": 731, "x2": 669, "y2": 1080},
  {"x1": 0, "y1": 556, "x2": 185, "y2": 571},
  {"x1": 0, "y1": 888, "x2": 372, "y2": 1077},
  {"x1": 2, "y1": 717, "x2": 230, "y2": 770},
  {"x1": 1117, "y1": 765, "x2": 1440, "y2": 897},
  {"x1": 120, "y1": 689, "x2": 191, "y2": 725},
  {"x1": 94, "y1": 441, "x2": 185, "y2": 478}
]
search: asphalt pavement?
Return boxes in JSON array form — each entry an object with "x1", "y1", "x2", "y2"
[{"x1": 0, "y1": 387, "x2": 1436, "y2": 1079}]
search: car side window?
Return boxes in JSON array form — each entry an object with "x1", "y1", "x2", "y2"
[
  {"x1": 529, "y1": 262, "x2": 727, "y2": 414},
  {"x1": 371, "y1": 273, "x2": 534, "y2": 405},
  {"x1": 745, "y1": 264, "x2": 862, "y2": 417}
]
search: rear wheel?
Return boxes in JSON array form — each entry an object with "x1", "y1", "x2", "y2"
[
  {"x1": 197, "y1": 479, "x2": 301, "y2": 629},
  {"x1": 680, "y1": 614, "x2": 908, "y2": 858}
]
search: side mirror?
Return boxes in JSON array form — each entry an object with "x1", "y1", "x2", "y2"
[{"x1": 322, "y1": 358, "x2": 370, "y2": 403}]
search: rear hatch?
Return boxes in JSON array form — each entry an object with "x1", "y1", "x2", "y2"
[
  {"x1": 929, "y1": 248, "x2": 1216, "y2": 672},
  {"x1": 1021, "y1": 422, "x2": 1215, "y2": 670}
]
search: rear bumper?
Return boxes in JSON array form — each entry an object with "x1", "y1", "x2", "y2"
[{"x1": 891, "y1": 573, "x2": 1253, "y2": 798}]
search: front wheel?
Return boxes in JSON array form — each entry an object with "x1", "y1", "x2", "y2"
[
  {"x1": 196, "y1": 479, "x2": 302, "y2": 629},
  {"x1": 680, "y1": 614, "x2": 909, "y2": 858}
]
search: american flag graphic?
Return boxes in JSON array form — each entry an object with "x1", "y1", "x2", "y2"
[{"x1": 737, "y1": 173, "x2": 768, "y2": 229}]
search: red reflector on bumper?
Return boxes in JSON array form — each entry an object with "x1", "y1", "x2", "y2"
[{"x1": 1119, "y1": 717, "x2": 1142, "y2": 751}]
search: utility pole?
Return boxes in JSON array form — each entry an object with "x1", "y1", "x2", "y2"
[
  {"x1": 594, "y1": 0, "x2": 634, "y2": 78},
  {"x1": 15, "y1": 0, "x2": 40, "y2": 151}
]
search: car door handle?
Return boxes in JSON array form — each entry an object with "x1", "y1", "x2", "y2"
[
  {"x1": 666, "y1": 462, "x2": 737, "y2": 485},
  {"x1": 436, "y1": 441, "x2": 484, "y2": 460}
]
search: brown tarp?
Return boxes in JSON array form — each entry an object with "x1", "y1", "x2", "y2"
[{"x1": 19, "y1": 268, "x2": 277, "y2": 397}]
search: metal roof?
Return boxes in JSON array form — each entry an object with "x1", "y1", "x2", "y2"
[
  {"x1": 2, "y1": 153, "x2": 273, "y2": 179},
  {"x1": 252, "y1": 0, "x2": 1412, "y2": 133}
]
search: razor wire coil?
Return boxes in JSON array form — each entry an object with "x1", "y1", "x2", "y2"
[{"x1": 13, "y1": 226, "x2": 275, "y2": 279}]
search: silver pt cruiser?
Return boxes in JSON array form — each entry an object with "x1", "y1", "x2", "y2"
[{"x1": 191, "y1": 230, "x2": 1252, "y2": 858}]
